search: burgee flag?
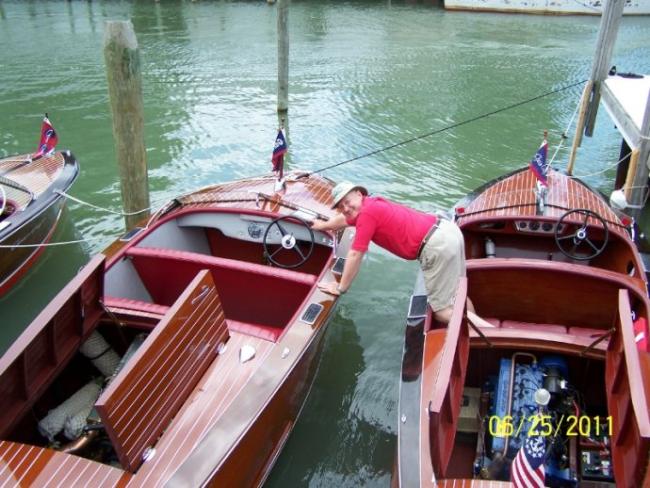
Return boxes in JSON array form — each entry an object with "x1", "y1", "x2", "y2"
[
  {"x1": 529, "y1": 138, "x2": 549, "y2": 186},
  {"x1": 271, "y1": 129, "x2": 287, "y2": 178},
  {"x1": 32, "y1": 115, "x2": 58, "y2": 160}
]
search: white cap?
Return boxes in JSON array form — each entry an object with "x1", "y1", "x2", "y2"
[{"x1": 330, "y1": 181, "x2": 368, "y2": 209}]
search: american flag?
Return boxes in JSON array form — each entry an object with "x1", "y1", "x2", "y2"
[
  {"x1": 511, "y1": 434, "x2": 546, "y2": 488},
  {"x1": 529, "y1": 138, "x2": 549, "y2": 186},
  {"x1": 271, "y1": 128, "x2": 287, "y2": 178},
  {"x1": 32, "y1": 115, "x2": 58, "y2": 160}
]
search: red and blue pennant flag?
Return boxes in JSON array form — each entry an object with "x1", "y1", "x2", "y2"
[
  {"x1": 511, "y1": 434, "x2": 546, "y2": 488},
  {"x1": 529, "y1": 138, "x2": 549, "y2": 186},
  {"x1": 271, "y1": 128, "x2": 287, "y2": 177},
  {"x1": 32, "y1": 115, "x2": 58, "y2": 160}
]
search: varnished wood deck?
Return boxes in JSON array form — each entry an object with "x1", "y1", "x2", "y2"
[
  {"x1": 0, "y1": 153, "x2": 66, "y2": 210},
  {"x1": 457, "y1": 169, "x2": 627, "y2": 236},
  {"x1": 0, "y1": 331, "x2": 274, "y2": 487}
]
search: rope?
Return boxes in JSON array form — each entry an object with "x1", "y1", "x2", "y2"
[
  {"x1": 571, "y1": 151, "x2": 632, "y2": 178},
  {"x1": 548, "y1": 99, "x2": 581, "y2": 166},
  {"x1": 0, "y1": 235, "x2": 110, "y2": 249},
  {"x1": 305, "y1": 79, "x2": 588, "y2": 176},
  {"x1": 55, "y1": 190, "x2": 166, "y2": 217}
]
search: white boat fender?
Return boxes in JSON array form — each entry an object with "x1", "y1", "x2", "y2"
[
  {"x1": 79, "y1": 331, "x2": 121, "y2": 378},
  {"x1": 38, "y1": 380, "x2": 102, "y2": 442}
]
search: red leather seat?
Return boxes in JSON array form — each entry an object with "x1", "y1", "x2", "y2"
[
  {"x1": 227, "y1": 319, "x2": 284, "y2": 342},
  {"x1": 567, "y1": 327, "x2": 609, "y2": 338},
  {"x1": 501, "y1": 320, "x2": 567, "y2": 334}
]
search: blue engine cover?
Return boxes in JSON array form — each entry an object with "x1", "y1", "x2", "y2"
[{"x1": 492, "y1": 358, "x2": 545, "y2": 455}]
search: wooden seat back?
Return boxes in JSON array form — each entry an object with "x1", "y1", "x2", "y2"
[{"x1": 95, "y1": 269, "x2": 229, "y2": 472}]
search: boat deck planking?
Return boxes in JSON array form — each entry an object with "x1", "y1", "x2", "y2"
[
  {"x1": 458, "y1": 169, "x2": 627, "y2": 237},
  {"x1": 0, "y1": 153, "x2": 66, "y2": 210},
  {"x1": 0, "y1": 329, "x2": 275, "y2": 487}
]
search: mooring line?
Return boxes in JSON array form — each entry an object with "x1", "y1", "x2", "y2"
[{"x1": 305, "y1": 79, "x2": 588, "y2": 176}]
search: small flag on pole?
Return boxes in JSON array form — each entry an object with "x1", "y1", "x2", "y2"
[
  {"x1": 32, "y1": 115, "x2": 58, "y2": 160},
  {"x1": 529, "y1": 137, "x2": 549, "y2": 186},
  {"x1": 271, "y1": 128, "x2": 287, "y2": 179},
  {"x1": 511, "y1": 434, "x2": 546, "y2": 488}
]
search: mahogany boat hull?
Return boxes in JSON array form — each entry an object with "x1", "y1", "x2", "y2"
[
  {"x1": 0, "y1": 152, "x2": 78, "y2": 296},
  {"x1": 0, "y1": 171, "x2": 347, "y2": 487},
  {"x1": 180, "y1": 306, "x2": 333, "y2": 487},
  {"x1": 394, "y1": 168, "x2": 650, "y2": 487}
]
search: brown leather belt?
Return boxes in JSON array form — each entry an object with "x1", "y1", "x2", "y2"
[{"x1": 416, "y1": 221, "x2": 441, "y2": 260}]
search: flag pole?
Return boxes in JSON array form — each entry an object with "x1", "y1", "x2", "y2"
[{"x1": 273, "y1": 118, "x2": 286, "y2": 193}]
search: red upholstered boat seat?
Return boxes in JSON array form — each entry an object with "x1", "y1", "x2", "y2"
[
  {"x1": 500, "y1": 320, "x2": 567, "y2": 334},
  {"x1": 126, "y1": 246, "x2": 317, "y2": 286},
  {"x1": 103, "y1": 296, "x2": 170, "y2": 318},
  {"x1": 567, "y1": 326, "x2": 610, "y2": 338},
  {"x1": 482, "y1": 318, "x2": 501, "y2": 328},
  {"x1": 227, "y1": 319, "x2": 284, "y2": 342}
]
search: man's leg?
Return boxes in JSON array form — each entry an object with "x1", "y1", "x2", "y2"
[
  {"x1": 433, "y1": 306, "x2": 453, "y2": 324},
  {"x1": 433, "y1": 298, "x2": 475, "y2": 324}
]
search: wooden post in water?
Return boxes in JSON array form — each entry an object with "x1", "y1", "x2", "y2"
[
  {"x1": 566, "y1": 0, "x2": 625, "y2": 174},
  {"x1": 623, "y1": 95, "x2": 650, "y2": 213},
  {"x1": 277, "y1": 0, "x2": 289, "y2": 113},
  {"x1": 104, "y1": 20, "x2": 151, "y2": 230}
]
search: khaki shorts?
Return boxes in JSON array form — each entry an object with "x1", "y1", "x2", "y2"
[{"x1": 417, "y1": 219, "x2": 466, "y2": 312}]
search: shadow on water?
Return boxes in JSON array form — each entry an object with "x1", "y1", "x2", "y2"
[{"x1": 0, "y1": 207, "x2": 90, "y2": 355}]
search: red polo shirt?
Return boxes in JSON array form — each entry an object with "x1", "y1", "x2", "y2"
[{"x1": 346, "y1": 196, "x2": 437, "y2": 260}]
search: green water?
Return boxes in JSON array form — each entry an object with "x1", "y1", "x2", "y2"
[{"x1": 1, "y1": 1, "x2": 649, "y2": 485}]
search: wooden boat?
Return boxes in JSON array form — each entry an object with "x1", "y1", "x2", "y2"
[
  {"x1": 394, "y1": 167, "x2": 650, "y2": 487},
  {"x1": 0, "y1": 172, "x2": 350, "y2": 486},
  {"x1": 0, "y1": 151, "x2": 78, "y2": 296}
]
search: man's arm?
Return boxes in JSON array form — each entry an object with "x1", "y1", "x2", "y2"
[
  {"x1": 318, "y1": 249, "x2": 364, "y2": 296},
  {"x1": 311, "y1": 213, "x2": 348, "y2": 232}
]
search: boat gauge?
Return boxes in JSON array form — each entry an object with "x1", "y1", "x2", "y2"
[{"x1": 247, "y1": 223, "x2": 264, "y2": 239}]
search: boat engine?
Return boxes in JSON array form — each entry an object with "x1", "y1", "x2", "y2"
[{"x1": 473, "y1": 353, "x2": 589, "y2": 486}]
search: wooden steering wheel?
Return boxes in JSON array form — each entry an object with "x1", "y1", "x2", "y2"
[{"x1": 554, "y1": 208, "x2": 609, "y2": 261}]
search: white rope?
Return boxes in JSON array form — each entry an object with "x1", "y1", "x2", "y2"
[
  {"x1": 0, "y1": 235, "x2": 110, "y2": 249},
  {"x1": 571, "y1": 151, "x2": 632, "y2": 178},
  {"x1": 55, "y1": 190, "x2": 155, "y2": 217},
  {"x1": 549, "y1": 98, "x2": 581, "y2": 166}
]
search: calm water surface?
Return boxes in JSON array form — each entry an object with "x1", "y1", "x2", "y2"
[{"x1": 1, "y1": 1, "x2": 649, "y2": 486}]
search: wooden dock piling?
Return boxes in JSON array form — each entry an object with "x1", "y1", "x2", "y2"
[
  {"x1": 103, "y1": 20, "x2": 151, "y2": 231},
  {"x1": 277, "y1": 0, "x2": 289, "y2": 113},
  {"x1": 567, "y1": 0, "x2": 624, "y2": 175}
]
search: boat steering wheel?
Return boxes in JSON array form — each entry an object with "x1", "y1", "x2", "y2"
[
  {"x1": 554, "y1": 208, "x2": 609, "y2": 261},
  {"x1": 263, "y1": 215, "x2": 315, "y2": 269}
]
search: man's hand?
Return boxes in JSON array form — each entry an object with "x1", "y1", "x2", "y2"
[{"x1": 318, "y1": 281, "x2": 341, "y2": 296}]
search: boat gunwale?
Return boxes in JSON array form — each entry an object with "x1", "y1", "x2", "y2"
[{"x1": 0, "y1": 151, "x2": 79, "y2": 243}]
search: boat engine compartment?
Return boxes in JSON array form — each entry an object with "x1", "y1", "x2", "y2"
[
  {"x1": 0, "y1": 260, "x2": 237, "y2": 473},
  {"x1": 446, "y1": 346, "x2": 615, "y2": 486},
  {"x1": 420, "y1": 276, "x2": 650, "y2": 487},
  {"x1": 104, "y1": 209, "x2": 334, "y2": 338}
]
